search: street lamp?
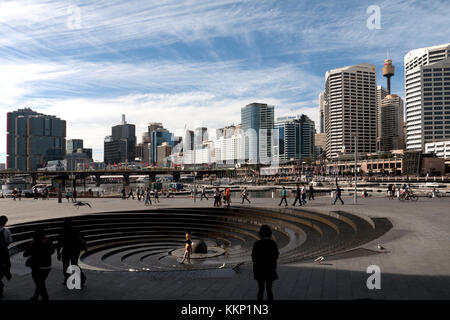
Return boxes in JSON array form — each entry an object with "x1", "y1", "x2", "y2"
[{"x1": 353, "y1": 134, "x2": 358, "y2": 204}]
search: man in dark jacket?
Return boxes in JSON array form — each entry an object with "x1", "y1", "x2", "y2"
[
  {"x1": 252, "y1": 225, "x2": 279, "y2": 301},
  {"x1": 23, "y1": 228, "x2": 54, "y2": 300},
  {"x1": 56, "y1": 219, "x2": 88, "y2": 287},
  {"x1": 292, "y1": 184, "x2": 302, "y2": 206},
  {"x1": 333, "y1": 185, "x2": 344, "y2": 205},
  {"x1": 308, "y1": 184, "x2": 315, "y2": 200}
]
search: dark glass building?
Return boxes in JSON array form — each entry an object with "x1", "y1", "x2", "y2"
[
  {"x1": 104, "y1": 115, "x2": 136, "y2": 164},
  {"x1": 274, "y1": 115, "x2": 316, "y2": 163},
  {"x1": 241, "y1": 102, "x2": 274, "y2": 164},
  {"x1": 6, "y1": 108, "x2": 66, "y2": 170}
]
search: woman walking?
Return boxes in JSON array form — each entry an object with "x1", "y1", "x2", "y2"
[
  {"x1": 252, "y1": 225, "x2": 279, "y2": 301},
  {"x1": 23, "y1": 228, "x2": 55, "y2": 300}
]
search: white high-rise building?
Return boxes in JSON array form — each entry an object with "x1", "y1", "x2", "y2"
[
  {"x1": 324, "y1": 63, "x2": 377, "y2": 158},
  {"x1": 318, "y1": 92, "x2": 325, "y2": 134},
  {"x1": 376, "y1": 85, "x2": 388, "y2": 140},
  {"x1": 404, "y1": 43, "x2": 450, "y2": 151}
]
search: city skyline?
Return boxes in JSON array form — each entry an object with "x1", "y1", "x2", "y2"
[{"x1": 1, "y1": 0, "x2": 450, "y2": 162}]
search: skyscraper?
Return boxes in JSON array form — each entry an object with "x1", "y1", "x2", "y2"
[
  {"x1": 6, "y1": 108, "x2": 66, "y2": 170},
  {"x1": 377, "y1": 56, "x2": 405, "y2": 151},
  {"x1": 274, "y1": 115, "x2": 315, "y2": 163},
  {"x1": 104, "y1": 114, "x2": 136, "y2": 164},
  {"x1": 376, "y1": 85, "x2": 388, "y2": 141},
  {"x1": 241, "y1": 102, "x2": 274, "y2": 164},
  {"x1": 404, "y1": 43, "x2": 450, "y2": 151},
  {"x1": 378, "y1": 94, "x2": 405, "y2": 151},
  {"x1": 151, "y1": 127, "x2": 174, "y2": 165},
  {"x1": 66, "y1": 139, "x2": 83, "y2": 154},
  {"x1": 324, "y1": 64, "x2": 377, "y2": 158},
  {"x1": 318, "y1": 92, "x2": 325, "y2": 134}
]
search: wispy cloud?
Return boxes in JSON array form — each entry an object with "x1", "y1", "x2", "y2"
[{"x1": 0, "y1": 0, "x2": 449, "y2": 162}]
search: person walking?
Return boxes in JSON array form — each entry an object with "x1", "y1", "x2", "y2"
[
  {"x1": 213, "y1": 188, "x2": 221, "y2": 207},
  {"x1": 0, "y1": 216, "x2": 13, "y2": 298},
  {"x1": 387, "y1": 184, "x2": 393, "y2": 200},
  {"x1": 292, "y1": 185, "x2": 302, "y2": 206},
  {"x1": 252, "y1": 225, "x2": 279, "y2": 301},
  {"x1": 56, "y1": 219, "x2": 88, "y2": 288},
  {"x1": 279, "y1": 187, "x2": 288, "y2": 206},
  {"x1": 154, "y1": 189, "x2": 160, "y2": 203},
  {"x1": 72, "y1": 189, "x2": 77, "y2": 202},
  {"x1": 144, "y1": 188, "x2": 152, "y2": 206},
  {"x1": 33, "y1": 188, "x2": 39, "y2": 200},
  {"x1": 180, "y1": 230, "x2": 192, "y2": 264},
  {"x1": 18, "y1": 188, "x2": 22, "y2": 201},
  {"x1": 23, "y1": 228, "x2": 55, "y2": 300},
  {"x1": 333, "y1": 185, "x2": 344, "y2": 205},
  {"x1": 200, "y1": 186, "x2": 208, "y2": 201},
  {"x1": 127, "y1": 188, "x2": 135, "y2": 200},
  {"x1": 301, "y1": 184, "x2": 307, "y2": 205},
  {"x1": 136, "y1": 187, "x2": 141, "y2": 201},
  {"x1": 308, "y1": 184, "x2": 315, "y2": 200},
  {"x1": 121, "y1": 188, "x2": 126, "y2": 200},
  {"x1": 12, "y1": 188, "x2": 17, "y2": 201},
  {"x1": 241, "y1": 187, "x2": 251, "y2": 204},
  {"x1": 224, "y1": 187, "x2": 231, "y2": 207}
]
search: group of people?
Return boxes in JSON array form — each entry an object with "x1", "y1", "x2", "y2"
[
  {"x1": 279, "y1": 184, "x2": 315, "y2": 206},
  {"x1": 121, "y1": 187, "x2": 161, "y2": 205},
  {"x1": 213, "y1": 187, "x2": 232, "y2": 207},
  {"x1": 201, "y1": 186, "x2": 251, "y2": 207},
  {"x1": 0, "y1": 217, "x2": 87, "y2": 300}
]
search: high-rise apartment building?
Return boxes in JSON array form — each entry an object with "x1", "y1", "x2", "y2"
[
  {"x1": 241, "y1": 102, "x2": 274, "y2": 164},
  {"x1": 404, "y1": 43, "x2": 450, "y2": 151},
  {"x1": 104, "y1": 115, "x2": 136, "y2": 164},
  {"x1": 376, "y1": 85, "x2": 388, "y2": 140},
  {"x1": 274, "y1": 115, "x2": 315, "y2": 163},
  {"x1": 7, "y1": 108, "x2": 66, "y2": 170},
  {"x1": 378, "y1": 94, "x2": 405, "y2": 151},
  {"x1": 324, "y1": 64, "x2": 377, "y2": 158},
  {"x1": 318, "y1": 92, "x2": 326, "y2": 134}
]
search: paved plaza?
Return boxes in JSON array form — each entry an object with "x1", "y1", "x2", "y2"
[{"x1": 1, "y1": 193, "x2": 449, "y2": 300}]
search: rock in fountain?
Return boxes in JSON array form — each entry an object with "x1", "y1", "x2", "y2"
[{"x1": 192, "y1": 240, "x2": 208, "y2": 254}]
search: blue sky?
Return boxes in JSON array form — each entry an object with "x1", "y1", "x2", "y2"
[{"x1": 1, "y1": 0, "x2": 449, "y2": 162}]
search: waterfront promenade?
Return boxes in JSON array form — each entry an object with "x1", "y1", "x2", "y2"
[{"x1": 1, "y1": 194, "x2": 449, "y2": 300}]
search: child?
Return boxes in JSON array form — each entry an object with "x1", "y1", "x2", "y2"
[{"x1": 180, "y1": 230, "x2": 192, "y2": 264}]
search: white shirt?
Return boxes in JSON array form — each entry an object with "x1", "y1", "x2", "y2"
[{"x1": 0, "y1": 227, "x2": 13, "y2": 246}]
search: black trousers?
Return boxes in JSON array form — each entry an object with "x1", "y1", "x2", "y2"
[
  {"x1": 201, "y1": 193, "x2": 208, "y2": 200},
  {"x1": 292, "y1": 195, "x2": 302, "y2": 206},
  {"x1": 62, "y1": 254, "x2": 86, "y2": 285},
  {"x1": 242, "y1": 195, "x2": 251, "y2": 204},
  {"x1": 257, "y1": 280, "x2": 273, "y2": 301},
  {"x1": 279, "y1": 196, "x2": 288, "y2": 206},
  {"x1": 31, "y1": 268, "x2": 51, "y2": 300},
  {"x1": 309, "y1": 192, "x2": 314, "y2": 200}
]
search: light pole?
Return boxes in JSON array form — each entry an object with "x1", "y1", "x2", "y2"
[{"x1": 354, "y1": 134, "x2": 358, "y2": 204}]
